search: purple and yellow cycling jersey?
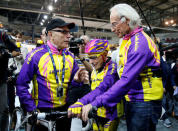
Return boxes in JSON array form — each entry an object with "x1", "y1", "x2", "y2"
[
  {"x1": 79, "y1": 60, "x2": 123, "y2": 120},
  {"x1": 90, "y1": 28, "x2": 164, "y2": 108},
  {"x1": 16, "y1": 41, "x2": 79, "y2": 112}
]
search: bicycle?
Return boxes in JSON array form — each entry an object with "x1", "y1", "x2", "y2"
[
  {"x1": 14, "y1": 107, "x2": 98, "y2": 131},
  {"x1": 15, "y1": 111, "x2": 68, "y2": 131}
]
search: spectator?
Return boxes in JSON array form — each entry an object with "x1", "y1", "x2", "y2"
[
  {"x1": 0, "y1": 29, "x2": 20, "y2": 131},
  {"x1": 76, "y1": 35, "x2": 93, "y2": 72}
]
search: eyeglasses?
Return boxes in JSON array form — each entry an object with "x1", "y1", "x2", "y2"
[
  {"x1": 51, "y1": 30, "x2": 70, "y2": 35},
  {"x1": 111, "y1": 16, "x2": 125, "y2": 29},
  {"x1": 111, "y1": 22, "x2": 120, "y2": 28},
  {"x1": 88, "y1": 54, "x2": 101, "y2": 60}
]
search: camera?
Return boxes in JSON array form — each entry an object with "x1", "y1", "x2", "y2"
[
  {"x1": 7, "y1": 64, "x2": 18, "y2": 83},
  {"x1": 0, "y1": 45, "x2": 11, "y2": 59},
  {"x1": 69, "y1": 38, "x2": 84, "y2": 55}
]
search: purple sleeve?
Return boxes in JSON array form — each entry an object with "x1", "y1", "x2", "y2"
[
  {"x1": 16, "y1": 52, "x2": 37, "y2": 112},
  {"x1": 70, "y1": 58, "x2": 79, "y2": 83},
  {"x1": 79, "y1": 62, "x2": 119, "y2": 105},
  {"x1": 91, "y1": 43, "x2": 149, "y2": 108}
]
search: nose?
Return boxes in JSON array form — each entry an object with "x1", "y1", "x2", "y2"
[
  {"x1": 66, "y1": 33, "x2": 71, "y2": 38},
  {"x1": 111, "y1": 27, "x2": 115, "y2": 32}
]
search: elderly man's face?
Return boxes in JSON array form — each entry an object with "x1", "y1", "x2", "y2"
[
  {"x1": 110, "y1": 11, "x2": 130, "y2": 38},
  {"x1": 48, "y1": 26, "x2": 71, "y2": 49},
  {"x1": 89, "y1": 54, "x2": 104, "y2": 70}
]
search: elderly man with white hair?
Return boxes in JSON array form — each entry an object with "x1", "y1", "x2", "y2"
[{"x1": 81, "y1": 3, "x2": 163, "y2": 131}]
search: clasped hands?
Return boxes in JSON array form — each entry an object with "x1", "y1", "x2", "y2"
[{"x1": 74, "y1": 68, "x2": 89, "y2": 84}]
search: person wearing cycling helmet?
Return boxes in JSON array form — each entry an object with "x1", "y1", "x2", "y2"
[
  {"x1": 16, "y1": 18, "x2": 79, "y2": 131},
  {"x1": 68, "y1": 39, "x2": 123, "y2": 131}
]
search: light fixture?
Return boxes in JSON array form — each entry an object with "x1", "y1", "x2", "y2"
[
  {"x1": 48, "y1": 5, "x2": 53, "y2": 11},
  {"x1": 55, "y1": 0, "x2": 57, "y2": 3},
  {"x1": 44, "y1": 15, "x2": 48, "y2": 19},
  {"x1": 170, "y1": 20, "x2": 174, "y2": 24},
  {"x1": 42, "y1": 19, "x2": 45, "y2": 22},
  {"x1": 165, "y1": 21, "x2": 169, "y2": 25},
  {"x1": 40, "y1": 22, "x2": 43, "y2": 26}
]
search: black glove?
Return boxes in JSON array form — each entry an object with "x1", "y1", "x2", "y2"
[{"x1": 28, "y1": 109, "x2": 38, "y2": 125}]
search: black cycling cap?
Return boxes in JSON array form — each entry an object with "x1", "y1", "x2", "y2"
[{"x1": 46, "y1": 18, "x2": 76, "y2": 33}]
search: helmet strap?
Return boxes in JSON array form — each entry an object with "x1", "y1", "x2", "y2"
[{"x1": 101, "y1": 54, "x2": 106, "y2": 63}]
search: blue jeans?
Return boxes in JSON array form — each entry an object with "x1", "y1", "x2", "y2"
[
  {"x1": 125, "y1": 101, "x2": 162, "y2": 131},
  {"x1": 0, "y1": 83, "x2": 9, "y2": 131}
]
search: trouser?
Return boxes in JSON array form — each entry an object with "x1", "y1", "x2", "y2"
[
  {"x1": 173, "y1": 94, "x2": 178, "y2": 117},
  {"x1": 71, "y1": 117, "x2": 119, "y2": 131},
  {"x1": 0, "y1": 83, "x2": 9, "y2": 131},
  {"x1": 161, "y1": 93, "x2": 174, "y2": 120},
  {"x1": 125, "y1": 101, "x2": 162, "y2": 131},
  {"x1": 92, "y1": 116, "x2": 119, "y2": 131},
  {"x1": 7, "y1": 81, "x2": 15, "y2": 113}
]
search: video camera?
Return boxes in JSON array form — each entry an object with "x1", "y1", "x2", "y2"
[
  {"x1": 7, "y1": 63, "x2": 18, "y2": 83},
  {"x1": 69, "y1": 37, "x2": 84, "y2": 55},
  {"x1": 0, "y1": 45, "x2": 12, "y2": 59}
]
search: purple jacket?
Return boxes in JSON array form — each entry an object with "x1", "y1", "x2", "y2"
[{"x1": 16, "y1": 42, "x2": 79, "y2": 112}]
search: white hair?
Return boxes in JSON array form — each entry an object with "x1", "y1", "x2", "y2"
[
  {"x1": 80, "y1": 35, "x2": 90, "y2": 43},
  {"x1": 110, "y1": 3, "x2": 142, "y2": 30}
]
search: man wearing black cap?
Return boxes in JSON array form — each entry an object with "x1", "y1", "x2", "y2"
[{"x1": 16, "y1": 18, "x2": 79, "y2": 130}]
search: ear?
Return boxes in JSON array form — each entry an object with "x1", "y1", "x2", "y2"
[
  {"x1": 48, "y1": 31, "x2": 52, "y2": 37},
  {"x1": 103, "y1": 51, "x2": 108, "y2": 57},
  {"x1": 120, "y1": 17, "x2": 126, "y2": 23}
]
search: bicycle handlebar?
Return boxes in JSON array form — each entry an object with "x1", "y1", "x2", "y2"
[
  {"x1": 15, "y1": 111, "x2": 68, "y2": 131},
  {"x1": 37, "y1": 111, "x2": 68, "y2": 119}
]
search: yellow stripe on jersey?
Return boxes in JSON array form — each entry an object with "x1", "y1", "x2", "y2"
[{"x1": 35, "y1": 52, "x2": 74, "y2": 108}]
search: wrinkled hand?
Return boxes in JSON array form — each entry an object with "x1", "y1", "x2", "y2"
[
  {"x1": 68, "y1": 102, "x2": 83, "y2": 118},
  {"x1": 82, "y1": 104, "x2": 92, "y2": 122},
  {"x1": 74, "y1": 68, "x2": 89, "y2": 84},
  {"x1": 79, "y1": 69, "x2": 89, "y2": 84},
  {"x1": 12, "y1": 51, "x2": 21, "y2": 57}
]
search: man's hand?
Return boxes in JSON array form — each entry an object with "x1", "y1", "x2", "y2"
[
  {"x1": 74, "y1": 68, "x2": 89, "y2": 84},
  {"x1": 79, "y1": 69, "x2": 89, "y2": 84},
  {"x1": 68, "y1": 102, "x2": 83, "y2": 118},
  {"x1": 82, "y1": 104, "x2": 92, "y2": 122},
  {"x1": 12, "y1": 51, "x2": 21, "y2": 57}
]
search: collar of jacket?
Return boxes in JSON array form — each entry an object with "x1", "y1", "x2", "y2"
[
  {"x1": 123, "y1": 27, "x2": 143, "y2": 40},
  {"x1": 47, "y1": 40, "x2": 63, "y2": 55}
]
